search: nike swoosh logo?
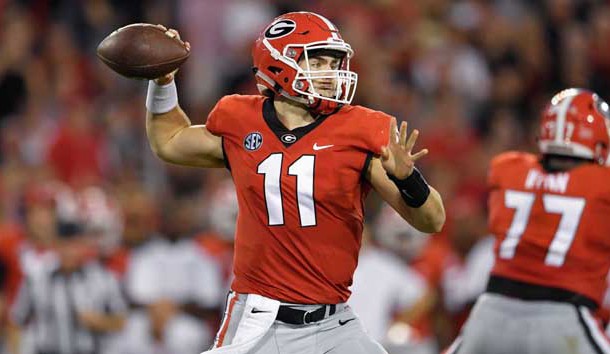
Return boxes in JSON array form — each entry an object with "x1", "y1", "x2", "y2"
[
  {"x1": 313, "y1": 143, "x2": 334, "y2": 151},
  {"x1": 338, "y1": 318, "x2": 356, "y2": 326},
  {"x1": 251, "y1": 308, "x2": 271, "y2": 314},
  {"x1": 401, "y1": 190, "x2": 414, "y2": 199}
]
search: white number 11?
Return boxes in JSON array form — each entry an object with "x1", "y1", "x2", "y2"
[{"x1": 257, "y1": 153, "x2": 317, "y2": 227}]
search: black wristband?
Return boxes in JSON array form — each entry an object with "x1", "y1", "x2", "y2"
[{"x1": 387, "y1": 168, "x2": 431, "y2": 208}]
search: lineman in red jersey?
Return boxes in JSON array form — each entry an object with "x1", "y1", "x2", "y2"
[
  {"x1": 143, "y1": 11, "x2": 445, "y2": 354},
  {"x1": 446, "y1": 88, "x2": 610, "y2": 354}
]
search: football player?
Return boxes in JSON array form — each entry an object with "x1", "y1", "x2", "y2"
[
  {"x1": 446, "y1": 88, "x2": 610, "y2": 354},
  {"x1": 145, "y1": 12, "x2": 445, "y2": 354}
]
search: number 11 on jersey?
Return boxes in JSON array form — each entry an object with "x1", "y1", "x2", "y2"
[{"x1": 257, "y1": 153, "x2": 317, "y2": 227}]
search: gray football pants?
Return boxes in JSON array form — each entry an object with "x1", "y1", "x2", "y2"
[
  {"x1": 215, "y1": 292, "x2": 388, "y2": 354},
  {"x1": 446, "y1": 293, "x2": 610, "y2": 354}
]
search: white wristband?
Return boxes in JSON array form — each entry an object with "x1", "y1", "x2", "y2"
[{"x1": 146, "y1": 80, "x2": 178, "y2": 114}]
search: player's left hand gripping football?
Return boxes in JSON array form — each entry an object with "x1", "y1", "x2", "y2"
[{"x1": 380, "y1": 117, "x2": 429, "y2": 179}]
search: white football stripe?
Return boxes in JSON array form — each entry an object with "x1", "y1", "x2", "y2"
[
  {"x1": 311, "y1": 12, "x2": 339, "y2": 39},
  {"x1": 551, "y1": 93, "x2": 576, "y2": 143},
  {"x1": 580, "y1": 307, "x2": 610, "y2": 353}
]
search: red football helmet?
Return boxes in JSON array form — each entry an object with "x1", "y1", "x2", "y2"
[
  {"x1": 252, "y1": 12, "x2": 357, "y2": 115},
  {"x1": 538, "y1": 88, "x2": 610, "y2": 165}
]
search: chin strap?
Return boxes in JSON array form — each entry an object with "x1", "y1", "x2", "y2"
[
  {"x1": 308, "y1": 98, "x2": 341, "y2": 116},
  {"x1": 255, "y1": 70, "x2": 342, "y2": 115}
]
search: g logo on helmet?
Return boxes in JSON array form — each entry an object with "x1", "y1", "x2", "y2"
[
  {"x1": 244, "y1": 132, "x2": 263, "y2": 151},
  {"x1": 264, "y1": 20, "x2": 296, "y2": 39}
]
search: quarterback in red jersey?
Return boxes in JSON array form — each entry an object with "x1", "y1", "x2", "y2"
[
  {"x1": 446, "y1": 88, "x2": 610, "y2": 354},
  {"x1": 144, "y1": 12, "x2": 444, "y2": 354}
]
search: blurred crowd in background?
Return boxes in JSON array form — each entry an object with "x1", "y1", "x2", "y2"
[{"x1": 1, "y1": 0, "x2": 610, "y2": 353}]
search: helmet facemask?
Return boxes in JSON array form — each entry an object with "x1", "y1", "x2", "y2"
[
  {"x1": 292, "y1": 45, "x2": 358, "y2": 106},
  {"x1": 258, "y1": 37, "x2": 358, "y2": 108}
]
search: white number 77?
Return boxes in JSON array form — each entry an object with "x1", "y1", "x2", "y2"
[{"x1": 500, "y1": 190, "x2": 585, "y2": 267}]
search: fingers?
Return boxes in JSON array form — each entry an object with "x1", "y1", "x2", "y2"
[
  {"x1": 162, "y1": 27, "x2": 185, "y2": 45},
  {"x1": 169, "y1": 29, "x2": 181, "y2": 40},
  {"x1": 154, "y1": 70, "x2": 176, "y2": 85},
  {"x1": 405, "y1": 129, "x2": 419, "y2": 152},
  {"x1": 159, "y1": 26, "x2": 189, "y2": 52},
  {"x1": 395, "y1": 119, "x2": 419, "y2": 152},
  {"x1": 389, "y1": 117, "x2": 398, "y2": 144},
  {"x1": 165, "y1": 28, "x2": 180, "y2": 40},
  {"x1": 399, "y1": 121, "x2": 408, "y2": 147},
  {"x1": 411, "y1": 148, "x2": 429, "y2": 161},
  {"x1": 380, "y1": 146, "x2": 390, "y2": 161},
  {"x1": 155, "y1": 25, "x2": 181, "y2": 41},
  {"x1": 387, "y1": 118, "x2": 430, "y2": 165}
]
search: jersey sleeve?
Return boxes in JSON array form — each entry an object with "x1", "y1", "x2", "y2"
[
  {"x1": 205, "y1": 95, "x2": 236, "y2": 137},
  {"x1": 362, "y1": 111, "x2": 392, "y2": 155},
  {"x1": 488, "y1": 151, "x2": 535, "y2": 190},
  {"x1": 487, "y1": 155, "x2": 503, "y2": 190},
  {"x1": 488, "y1": 151, "x2": 519, "y2": 189}
]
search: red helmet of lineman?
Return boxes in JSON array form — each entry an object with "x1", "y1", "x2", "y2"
[
  {"x1": 538, "y1": 88, "x2": 610, "y2": 165},
  {"x1": 252, "y1": 12, "x2": 357, "y2": 115}
]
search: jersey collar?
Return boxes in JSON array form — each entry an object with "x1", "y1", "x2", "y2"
[{"x1": 262, "y1": 97, "x2": 335, "y2": 148}]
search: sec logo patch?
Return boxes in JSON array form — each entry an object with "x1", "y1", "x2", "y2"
[{"x1": 244, "y1": 132, "x2": 263, "y2": 151}]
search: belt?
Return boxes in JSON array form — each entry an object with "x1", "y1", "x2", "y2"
[
  {"x1": 276, "y1": 304, "x2": 337, "y2": 325},
  {"x1": 486, "y1": 275, "x2": 598, "y2": 310}
]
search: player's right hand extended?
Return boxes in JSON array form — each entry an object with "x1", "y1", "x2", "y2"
[
  {"x1": 380, "y1": 117, "x2": 429, "y2": 180},
  {"x1": 154, "y1": 25, "x2": 190, "y2": 85}
]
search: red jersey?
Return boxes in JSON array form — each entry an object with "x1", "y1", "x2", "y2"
[
  {"x1": 0, "y1": 225, "x2": 24, "y2": 304},
  {"x1": 488, "y1": 151, "x2": 610, "y2": 305},
  {"x1": 206, "y1": 95, "x2": 391, "y2": 304}
]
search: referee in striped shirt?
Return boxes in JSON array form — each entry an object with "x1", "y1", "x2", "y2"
[{"x1": 9, "y1": 216, "x2": 127, "y2": 354}]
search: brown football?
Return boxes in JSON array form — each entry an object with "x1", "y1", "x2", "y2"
[{"x1": 96, "y1": 23, "x2": 190, "y2": 80}]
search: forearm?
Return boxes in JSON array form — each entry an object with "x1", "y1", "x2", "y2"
[
  {"x1": 402, "y1": 187, "x2": 445, "y2": 233},
  {"x1": 396, "y1": 290, "x2": 437, "y2": 324},
  {"x1": 181, "y1": 302, "x2": 220, "y2": 321},
  {"x1": 86, "y1": 314, "x2": 126, "y2": 333},
  {"x1": 99, "y1": 314, "x2": 126, "y2": 332},
  {"x1": 369, "y1": 158, "x2": 446, "y2": 233},
  {"x1": 7, "y1": 322, "x2": 21, "y2": 354}
]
